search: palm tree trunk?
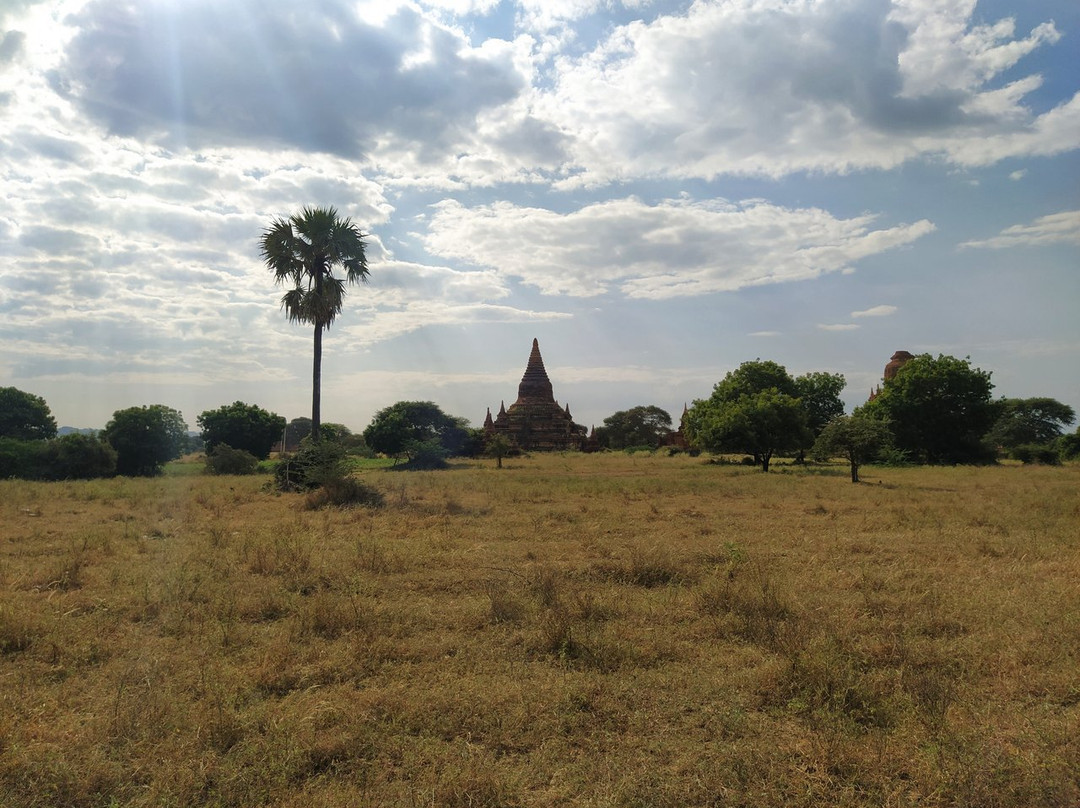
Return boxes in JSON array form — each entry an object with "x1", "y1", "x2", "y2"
[{"x1": 312, "y1": 323, "x2": 322, "y2": 442}]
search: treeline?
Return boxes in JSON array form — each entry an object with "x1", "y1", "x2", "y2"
[
  {"x1": 678, "y1": 354, "x2": 1077, "y2": 481},
  {"x1": 2, "y1": 352, "x2": 1077, "y2": 483},
  {"x1": 0, "y1": 388, "x2": 483, "y2": 481},
  {"x1": 0, "y1": 391, "x2": 263, "y2": 480},
  {"x1": 0, "y1": 391, "x2": 196, "y2": 480},
  {"x1": 596, "y1": 354, "x2": 1078, "y2": 479}
]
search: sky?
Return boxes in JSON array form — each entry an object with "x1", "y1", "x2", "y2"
[{"x1": 1, "y1": 0, "x2": 1077, "y2": 434}]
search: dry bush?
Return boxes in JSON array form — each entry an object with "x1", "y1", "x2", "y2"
[{"x1": 304, "y1": 476, "x2": 384, "y2": 510}]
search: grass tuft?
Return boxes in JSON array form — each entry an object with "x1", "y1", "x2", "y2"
[{"x1": 304, "y1": 476, "x2": 385, "y2": 510}]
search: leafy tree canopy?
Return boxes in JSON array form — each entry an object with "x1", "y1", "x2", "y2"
[
  {"x1": 812, "y1": 415, "x2": 892, "y2": 483},
  {"x1": 987, "y1": 397, "x2": 1076, "y2": 450},
  {"x1": 599, "y1": 405, "x2": 673, "y2": 450},
  {"x1": 0, "y1": 387, "x2": 58, "y2": 441},
  {"x1": 696, "y1": 360, "x2": 843, "y2": 437},
  {"x1": 1058, "y1": 427, "x2": 1080, "y2": 461},
  {"x1": 709, "y1": 359, "x2": 798, "y2": 402},
  {"x1": 484, "y1": 433, "x2": 513, "y2": 468},
  {"x1": 319, "y1": 422, "x2": 354, "y2": 443},
  {"x1": 687, "y1": 360, "x2": 841, "y2": 468},
  {"x1": 205, "y1": 444, "x2": 259, "y2": 476},
  {"x1": 688, "y1": 388, "x2": 809, "y2": 472},
  {"x1": 285, "y1": 417, "x2": 313, "y2": 448},
  {"x1": 197, "y1": 401, "x2": 286, "y2": 460},
  {"x1": 860, "y1": 354, "x2": 995, "y2": 464},
  {"x1": 42, "y1": 433, "x2": 118, "y2": 480},
  {"x1": 0, "y1": 434, "x2": 117, "y2": 481},
  {"x1": 363, "y1": 401, "x2": 469, "y2": 465},
  {"x1": 103, "y1": 405, "x2": 188, "y2": 477},
  {"x1": 794, "y1": 371, "x2": 846, "y2": 436}
]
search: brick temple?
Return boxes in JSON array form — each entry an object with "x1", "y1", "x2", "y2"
[
  {"x1": 869, "y1": 350, "x2": 914, "y2": 400},
  {"x1": 484, "y1": 339, "x2": 589, "y2": 451}
]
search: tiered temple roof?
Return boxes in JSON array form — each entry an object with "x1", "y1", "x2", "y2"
[{"x1": 484, "y1": 339, "x2": 588, "y2": 451}]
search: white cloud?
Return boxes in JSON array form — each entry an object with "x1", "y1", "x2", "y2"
[
  {"x1": 527, "y1": 0, "x2": 1075, "y2": 184},
  {"x1": 960, "y1": 210, "x2": 1080, "y2": 250},
  {"x1": 422, "y1": 196, "x2": 934, "y2": 298},
  {"x1": 6, "y1": 0, "x2": 1074, "y2": 194},
  {"x1": 53, "y1": 0, "x2": 527, "y2": 162},
  {"x1": 347, "y1": 300, "x2": 571, "y2": 345},
  {"x1": 1009, "y1": 169, "x2": 1027, "y2": 181},
  {"x1": 818, "y1": 324, "x2": 861, "y2": 332},
  {"x1": 514, "y1": 0, "x2": 608, "y2": 31},
  {"x1": 851, "y1": 305, "x2": 898, "y2": 318},
  {"x1": 890, "y1": 1, "x2": 1060, "y2": 96}
]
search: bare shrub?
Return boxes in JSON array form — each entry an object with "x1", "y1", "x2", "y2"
[
  {"x1": 591, "y1": 544, "x2": 689, "y2": 588},
  {"x1": 304, "y1": 476, "x2": 384, "y2": 510}
]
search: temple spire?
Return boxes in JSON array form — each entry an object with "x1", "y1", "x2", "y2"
[
  {"x1": 516, "y1": 337, "x2": 555, "y2": 402},
  {"x1": 482, "y1": 337, "x2": 588, "y2": 451}
]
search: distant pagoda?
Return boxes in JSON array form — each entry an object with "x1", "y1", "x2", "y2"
[
  {"x1": 484, "y1": 338, "x2": 588, "y2": 451},
  {"x1": 869, "y1": 350, "x2": 914, "y2": 400}
]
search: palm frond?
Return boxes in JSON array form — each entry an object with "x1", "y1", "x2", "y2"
[
  {"x1": 265, "y1": 206, "x2": 369, "y2": 324},
  {"x1": 280, "y1": 287, "x2": 309, "y2": 324},
  {"x1": 261, "y1": 218, "x2": 304, "y2": 283}
]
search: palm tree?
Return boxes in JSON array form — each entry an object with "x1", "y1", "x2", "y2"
[{"x1": 260, "y1": 206, "x2": 369, "y2": 442}]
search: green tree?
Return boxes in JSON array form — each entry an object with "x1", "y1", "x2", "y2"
[
  {"x1": 205, "y1": 444, "x2": 259, "y2": 475},
  {"x1": 686, "y1": 360, "x2": 817, "y2": 469},
  {"x1": 363, "y1": 401, "x2": 469, "y2": 466},
  {"x1": 812, "y1": 415, "x2": 892, "y2": 483},
  {"x1": 709, "y1": 359, "x2": 798, "y2": 401},
  {"x1": 274, "y1": 440, "x2": 349, "y2": 491},
  {"x1": 1058, "y1": 427, "x2": 1080, "y2": 461},
  {"x1": 41, "y1": 433, "x2": 117, "y2": 480},
  {"x1": 261, "y1": 206, "x2": 369, "y2": 442},
  {"x1": 792, "y1": 371, "x2": 846, "y2": 462},
  {"x1": 987, "y1": 397, "x2": 1075, "y2": 452},
  {"x1": 460, "y1": 427, "x2": 488, "y2": 458},
  {"x1": 197, "y1": 401, "x2": 286, "y2": 460},
  {"x1": 688, "y1": 388, "x2": 809, "y2": 472},
  {"x1": 285, "y1": 417, "x2": 313, "y2": 448},
  {"x1": 704, "y1": 362, "x2": 845, "y2": 440},
  {"x1": 485, "y1": 433, "x2": 512, "y2": 469},
  {"x1": 102, "y1": 405, "x2": 188, "y2": 476},
  {"x1": 0, "y1": 438, "x2": 44, "y2": 479},
  {"x1": 0, "y1": 387, "x2": 57, "y2": 441},
  {"x1": 599, "y1": 405, "x2": 673, "y2": 450},
  {"x1": 860, "y1": 354, "x2": 996, "y2": 464},
  {"x1": 794, "y1": 372, "x2": 846, "y2": 437}
]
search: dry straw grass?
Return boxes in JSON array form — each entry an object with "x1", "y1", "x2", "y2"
[{"x1": 1, "y1": 454, "x2": 1078, "y2": 806}]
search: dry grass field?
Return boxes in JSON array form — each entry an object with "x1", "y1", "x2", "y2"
[{"x1": 1, "y1": 453, "x2": 1078, "y2": 807}]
